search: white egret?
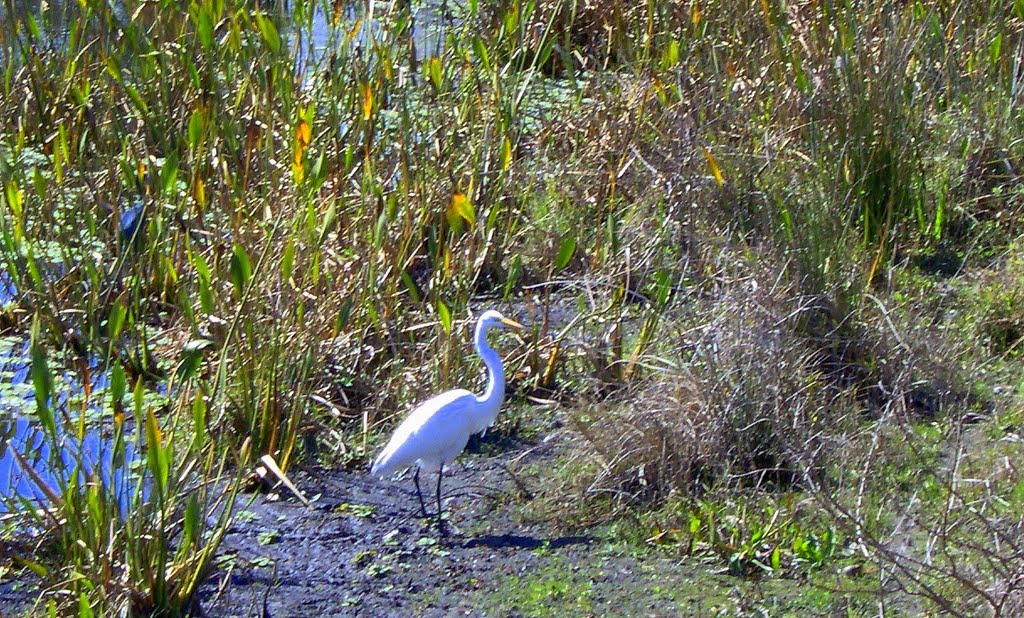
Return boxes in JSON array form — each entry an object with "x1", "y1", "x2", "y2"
[{"x1": 371, "y1": 310, "x2": 523, "y2": 531}]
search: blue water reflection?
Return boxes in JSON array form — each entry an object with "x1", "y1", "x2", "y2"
[
  {"x1": 1, "y1": 336, "x2": 141, "y2": 516},
  {"x1": 0, "y1": 416, "x2": 142, "y2": 515},
  {"x1": 0, "y1": 273, "x2": 13, "y2": 306},
  {"x1": 296, "y1": 0, "x2": 448, "y2": 73}
]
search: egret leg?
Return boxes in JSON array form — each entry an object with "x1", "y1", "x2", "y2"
[
  {"x1": 435, "y1": 463, "x2": 446, "y2": 535},
  {"x1": 413, "y1": 467, "x2": 429, "y2": 518}
]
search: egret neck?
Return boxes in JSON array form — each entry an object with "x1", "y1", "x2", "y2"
[{"x1": 474, "y1": 318, "x2": 506, "y2": 431}]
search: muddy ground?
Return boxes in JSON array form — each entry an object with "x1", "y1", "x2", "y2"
[
  {"x1": 198, "y1": 429, "x2": 869, "y2": 617},
  {"x1": 0, "y1": 430, "x2": 872, "y2": 617},
  {"x1": 202, "y1": 434, "x2": 602, "y2": 617}
]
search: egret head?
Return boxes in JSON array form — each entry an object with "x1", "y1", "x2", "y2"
[{"x1": 476, "y1": 309, "x2": 523, "y2": 332}]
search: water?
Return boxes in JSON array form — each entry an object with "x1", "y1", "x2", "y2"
[
  {"x1": 0, "y1": 416, "x2": 142, "y2": 515},
  {"x1": 0, "y1": 338, "x2": 138, "y2": 516},
  {"x1": 0, "y1": 273, "x2": 13, "y2": 307},
  {"x1": 299, "y1": 0, "x2": 452, "y2": 64},
  {"x1": 1, "y1": 0, "x2": 453, "y2": 74}
]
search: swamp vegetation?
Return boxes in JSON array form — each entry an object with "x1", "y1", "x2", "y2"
[{"x1": 1, "y1": 0, "x2": 1024, "y2": 615}]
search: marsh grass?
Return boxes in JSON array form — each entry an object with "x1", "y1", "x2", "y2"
[
  {"x1": 1, "y1": 0, "x2": 1024, "y2": 614},
  {"x1": 0, "y1": 317, "x2": 240, "y2": 615}
]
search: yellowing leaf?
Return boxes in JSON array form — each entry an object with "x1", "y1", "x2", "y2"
[
  {"x1": 701, "y1": 146, "x2": 724, "y2": 186},
  {"x1": 691, "y1": 1, "x2": 701, "y2": 27},
  {"x1": 501, "y1": 137, "x2": 513, "y2": 171},
  {"x1": 295, "y1": 120, "x2": 311, "y2": 149},
  {"x1": 661, "y1": 40, "x2": 680, "y2": 69},
  {"x1": 429, "y1": 57, "x2": 443, "y2": 90},
  {"x1": 453, "y1": 193, "x2": 475, "y2": 225},
  {"x1": 653, "y1": 77, "x2": 667, "y2": 104},
  {"x1": 347, "y1": 17, "x2": 362, "y2": 42},
  {"x1": 332, "y1": 0, "x2": 344, "y2": 26},
  {"x1": 437, "y1": 299, "x2": 452, "y2": 333},
  {"x1": 446, "y1": 192, "x2": 476, "y2": 233},
  {"x1": 4, "y1": 179, "x2": 23, "y2": 219},
  {"x1": 193, "y1": 177, "x2": 206, "y2": 209},
  {"x1": 362, "y1": 82, "x2": 373, "y2": 120}
]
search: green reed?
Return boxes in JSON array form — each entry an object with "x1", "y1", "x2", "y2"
[{"x1": 1, "y1": 0, "x2": 1023, "y2": 613}]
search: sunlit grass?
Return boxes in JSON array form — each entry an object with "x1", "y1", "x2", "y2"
[{"x1": 1, "y1": 0, "x2": 1023, "y2": 613}]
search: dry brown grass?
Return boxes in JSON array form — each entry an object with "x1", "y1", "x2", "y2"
[
  {"x1": 560, "y1": 230, "x2": 988, "y2": 504},
  {"x1": 566, "y1": 243, "x2": 832, "y2": 501}
]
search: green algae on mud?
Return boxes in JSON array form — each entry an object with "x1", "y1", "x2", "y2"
[{"x1": 468, "y1": 551, "x2": 879, "y2": 618}]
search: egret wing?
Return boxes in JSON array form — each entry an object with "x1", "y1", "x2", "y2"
[{"x1": 371, "y1": 389, "x2": 478, "y2": 476}]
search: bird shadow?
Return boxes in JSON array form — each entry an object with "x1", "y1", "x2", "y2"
[{"x1": 462, "y1": 533, "x2": 594, "y2": 550}]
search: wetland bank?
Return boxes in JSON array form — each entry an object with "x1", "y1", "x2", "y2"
[{"x1": 2, "y1": 0, "x2": 1024, "y2": 615}]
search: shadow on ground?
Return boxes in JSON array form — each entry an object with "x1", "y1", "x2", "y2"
[{"x1": 463, "y1": 533, "x2": 593, "y2": 550}]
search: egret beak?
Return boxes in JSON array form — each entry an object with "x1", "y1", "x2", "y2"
[{"x1": 500, "y1": 317, "x2": 524, "y2": 329}]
